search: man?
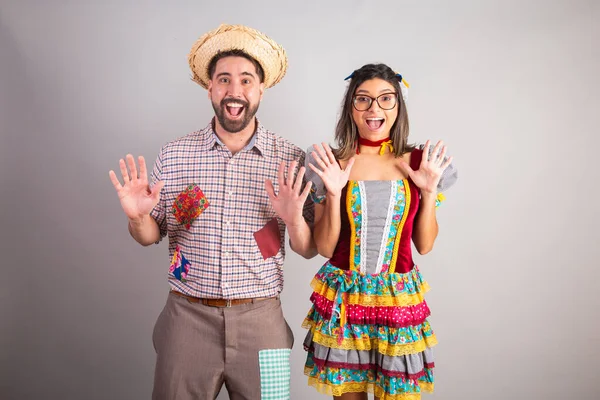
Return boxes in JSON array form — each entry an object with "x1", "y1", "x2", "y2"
[{"x1": 109, "y1": 24, "x2": 315, "y2": 400}]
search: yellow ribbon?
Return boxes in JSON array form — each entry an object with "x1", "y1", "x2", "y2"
[
  {"x1": 337, "y1": 293, "x2": 348, "y2": 345},
  {"x1": 379, "y1": 140, "x2": 394, "y2": 155}
]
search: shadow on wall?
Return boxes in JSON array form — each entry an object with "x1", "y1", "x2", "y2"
[{"x1": 0, "y1": 17, "x2": 39, "y2": 400}]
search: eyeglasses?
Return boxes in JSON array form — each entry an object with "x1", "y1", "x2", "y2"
[{"x1": 352, "y1": 92, "x2": 398, "y2": 111}]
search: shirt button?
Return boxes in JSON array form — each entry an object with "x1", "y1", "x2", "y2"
[
  {"x1": 223, "y1": 282, "x2": 229, "y2": 289},
  {"x1": 224, "y1": 251, "x2": 230, "y2": 257}
]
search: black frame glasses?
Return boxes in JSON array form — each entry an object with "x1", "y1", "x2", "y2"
[{"x1": 352, "y1": 92, "x2": 399, "y2": 111}]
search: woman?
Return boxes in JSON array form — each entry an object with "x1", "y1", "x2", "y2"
[{"x1": 302, "y1": 63, "x2": 457, "y2": 400}]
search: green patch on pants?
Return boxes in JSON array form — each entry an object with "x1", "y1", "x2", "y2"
[{"x1": 258, "y1": 348, "x2": 291, "y2": 399}]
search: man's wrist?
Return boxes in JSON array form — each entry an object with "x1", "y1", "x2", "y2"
[
  {"x1": 283, "y1": 215, "x2": 305, "y2": 228},
  {"x1": 128, "y1": 214, "x2": 148, "y2": 227}
]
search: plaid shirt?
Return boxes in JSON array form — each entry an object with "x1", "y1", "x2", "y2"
[{"x1": 150, "y1": 119, "x2": 313, "y2": 299}]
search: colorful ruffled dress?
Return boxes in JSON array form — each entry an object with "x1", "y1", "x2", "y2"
[{"x1": 302, "y1": 147, "x2": 457, "y2": 399}]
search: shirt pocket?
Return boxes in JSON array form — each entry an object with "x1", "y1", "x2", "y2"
[{"x1": 171, "y1": 183, "x2": 210, "y2": 229}]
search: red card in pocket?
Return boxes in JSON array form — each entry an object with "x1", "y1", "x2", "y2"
[{"x1": 253, "y1": 217, "x2": 282, "y2": 260}]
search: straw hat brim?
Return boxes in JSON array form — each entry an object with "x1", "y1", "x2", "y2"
[{"x1": 188, "y1": 24, "x2": 288, "y2": 89}]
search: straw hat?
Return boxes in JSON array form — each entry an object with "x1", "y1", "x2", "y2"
[{"x1": 188, "y1": 24, "x2": 288, "y2": 89}]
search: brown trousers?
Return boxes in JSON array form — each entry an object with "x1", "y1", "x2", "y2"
[{"x1": 152, "y1": 292, "x2": 294, "y2": 400}]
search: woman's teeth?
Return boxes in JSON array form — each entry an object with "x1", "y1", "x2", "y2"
[{"x1": 366, "y1": 117, "x2": 384, "y2": 129}]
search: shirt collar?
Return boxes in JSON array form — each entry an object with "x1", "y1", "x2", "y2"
[{"x1": 203, "y1": 117, "x2": 269, "y2": 157}]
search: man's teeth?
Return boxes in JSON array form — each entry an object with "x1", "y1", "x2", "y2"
[
  {"x1": 367, "y1": 118, "x2": 384, "y2": 121},
  {"x1": 227, "y1": 102, "x2": 244, "y2": 108}
]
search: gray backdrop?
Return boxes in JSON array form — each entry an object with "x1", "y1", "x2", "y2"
[{"x1": 1, "y1": 0, "x2": 599, "y2": 399}]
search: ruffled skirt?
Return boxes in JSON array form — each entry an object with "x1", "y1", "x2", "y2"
[{"x1": 302, "y1": 262, "x2": 436, "y2": 399}]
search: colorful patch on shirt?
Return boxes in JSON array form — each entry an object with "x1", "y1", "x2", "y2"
[
  {"x1": 171, "y1": 184, "x2": 209, "y2": 229},
  {"x1": 259, "y1": 348, "x2": 291, "y2": 400},
  {"x1": 253, "y1": 218, "x2": 282, "y2": 260},
  {"x1": 170, "y1": 245, "x2": 191, "y2": 282}
]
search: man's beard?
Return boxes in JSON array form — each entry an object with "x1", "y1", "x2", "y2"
[{"x1": 212, "y1": 97, "x2": 260, "y2": 133}]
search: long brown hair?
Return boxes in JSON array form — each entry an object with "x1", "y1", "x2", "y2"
[{"x1": 334, "y1": 63, "x2": 413, "y2": 160}]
